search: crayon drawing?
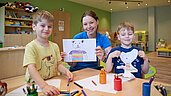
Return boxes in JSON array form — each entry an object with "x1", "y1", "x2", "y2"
[{"x1": 63, "y1": 39, "x2": 96, "y2": 62}]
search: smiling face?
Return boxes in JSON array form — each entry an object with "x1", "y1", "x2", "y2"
[
  {"x1": 117, "y1": 27, "x2": 134, "y2": 48},
  {"x1": 32, "y1": 19, "x2": 53, "y2": 40},
  {"x1": 82, "y1": 15, "x2": 99, "y2": 37}
]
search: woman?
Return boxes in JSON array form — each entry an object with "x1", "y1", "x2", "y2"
[{"x1": 69, "y1": 10, "x2": 112, "y2": 71}]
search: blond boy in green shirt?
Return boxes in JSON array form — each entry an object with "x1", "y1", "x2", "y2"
[{"x1": 23, "y1": 10, "x2": 73, "y2": 96}]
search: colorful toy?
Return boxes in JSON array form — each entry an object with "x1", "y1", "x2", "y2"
[
  {"x1": 5, "y1": 2, "x2": 16, "y2": 9},
  {"x1": 156, "y1": 38, "x2": 166, "y2": 48},
  {"x1": 24, "y1": 2, "x2": 38, "y2": 13},
  {"x1": 0, "y1": 81, "x2": 7, "y2": 96},
  {"x1": 14, "y1": 2, "x2": 24, "y2": 9},
  {"x1": 0, "y1": 2, "x2": 7, "y2": 7}
]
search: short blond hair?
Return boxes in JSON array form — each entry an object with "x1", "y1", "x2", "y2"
[
  {"x1": 117, "y1": 22, "x2": 134, "y2": 34},
  {"x1": 32, "y1": 10, "x2": 54, "y2": 25}
]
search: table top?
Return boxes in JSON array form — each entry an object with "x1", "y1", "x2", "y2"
[
  {"x1": 6, "y1": 68, "x2": 162, "y2": 96},
  {"x1": 50, "y1": 68, "x2": 162, "y2": 96}
]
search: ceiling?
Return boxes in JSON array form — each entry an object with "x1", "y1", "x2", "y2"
[{"x1": 69, "y1": 0, "x2": 171, "y2": 12}]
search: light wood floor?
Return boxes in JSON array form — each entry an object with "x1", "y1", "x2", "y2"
[{"x1": 147, "y1": 52, "x2": 171, "y2": 85}]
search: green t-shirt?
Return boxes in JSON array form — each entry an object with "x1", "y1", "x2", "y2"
[{"x1": 23, "y1": 40, "x2": 62, "y2": 82}]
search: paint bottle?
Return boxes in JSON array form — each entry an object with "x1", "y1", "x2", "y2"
[
  {"x1": 114, "y1": 75, "x2": 122, "y2": 91},
  {"x1": 99, "y1": 69, "x2": 106, "y2": 84}
]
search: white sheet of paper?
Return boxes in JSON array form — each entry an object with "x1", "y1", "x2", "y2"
[
  {"x1": 6, "y1": 79, "x2": 61, "y2": 96},
  {"x1": 75, "y1": 73, "x2": 135, "y2": 94},
  {"x1": 63, "y1": 39, "x2": 96, "y2": 62}
]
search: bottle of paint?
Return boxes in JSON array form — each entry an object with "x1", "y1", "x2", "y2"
[
  {"x1": 99, "y1": 69, "x2": 106, "y2": 84},
  {"x1": 114, "y1": 74, "x2": 122, "y2": 91}
]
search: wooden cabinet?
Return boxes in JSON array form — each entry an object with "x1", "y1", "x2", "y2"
[
  {"x1": 0, "y1": 6, "x2": 35, "y2": 47},
  {"x1": 0, "y1": 47, "x2": 25, "y2": 79},
  {"x1": 4, "y1": 34, "x2": 36, "y2": 47}
]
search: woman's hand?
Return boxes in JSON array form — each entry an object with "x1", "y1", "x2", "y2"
[
  {"x1": 95, "y1": 46, "x2": 104, "y2": 60},
  {"x1": 42, "y1": 84, "x2": 60, "y2": 96}
]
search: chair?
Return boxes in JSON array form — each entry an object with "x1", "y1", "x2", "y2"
[
  {"x1": 62, "y1": 62, "x2": 70, "y2": 69},
  {"x1": 143, "y1": 65, "x2": 157, "y2": 79},
  {"x1": 100, "y1": 61, "x2": 106, "y2": 69}
]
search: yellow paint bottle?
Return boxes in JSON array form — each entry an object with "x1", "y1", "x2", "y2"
[{"x1": 99, "y1": 69, "x2": 106, "y2": 84}]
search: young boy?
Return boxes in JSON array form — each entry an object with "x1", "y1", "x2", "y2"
[
  {"x1": 105, "y1": 22, "x2": 149, "y2": 78},
  {"x1": 23, "y1": 10, "x2": 73, "y2": 96}
]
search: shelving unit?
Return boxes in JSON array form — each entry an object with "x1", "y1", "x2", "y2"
[
  {"x1": 157, "y1": 48, "x2": 171, "y2": 57},
  {"x1": 133, "y1": 31, "x2": 148, "y2": 51},
  {"x1": 0, "y1": 6, "x2": 35, "y2": 47}
]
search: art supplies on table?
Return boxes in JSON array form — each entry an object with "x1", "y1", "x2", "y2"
[
  {"x1": 74, "y1": 73, "x2": 135, "y2": 94},
  {"x1": 24, "y1": 84, "x2": 38, "y2": 96},
  {"x1": 91, "y1": 80, "x2": 97, "y2": 86},
  {"x1": 6, "y1": 79, "x2": 61, "y2": 96},
  {"x1": 99, "y1": 69, "x2": 106, "y2": 84},
  {"x1": 114, "y1": 74, "x2": 122, "y2": 91}
]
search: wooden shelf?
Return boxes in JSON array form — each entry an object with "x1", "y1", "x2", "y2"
[
  {"x1": 5, "y1": 25, "x2": 32, "y2": 28},
  {"x1": 5, "y1": 6, "x2": 25, "y2": 12},
  {"x1": 0, "y1": 6, "x2": 34, "y2": 47},
  {"x1": 5, "y1": 17, "x2": 32, "y2": 21}
]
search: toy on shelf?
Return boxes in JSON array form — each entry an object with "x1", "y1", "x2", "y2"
[
  {"x1": 24, "y1": 2, "x2": 38, "y2": 13},
  {"x1": 14, "y1": 2, "x2": 24, "y2": 9},
  {"x1": 5, "y1": 2, "x2": 16, "y2": 9},
  {"x1": 0, "y1": 2, "x2": 7, "y2": 7},
  {"x1": 156, "y1": 38, "x2": 166, "y2": 49}
]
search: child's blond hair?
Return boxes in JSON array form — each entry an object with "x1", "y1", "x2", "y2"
[
  {"x1": 116, "y1": 22, "x2": 134, "y2": 34},
  {"x1": 32, "y1": 10, "x2": 54, "y2": 25}
]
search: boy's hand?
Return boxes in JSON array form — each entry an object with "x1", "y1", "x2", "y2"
[
  {"x1": 42, "y1": 84, "x2": 60, "y2": 96},
  {"x1": 60, "y1": 52, "x2": 66, "y2": 61},
  {"x1": 109, "y1": 50, "x2": 121, "y2": 58},
  {"x1": 138, "y1": 50, "x2": 148, "y2": 61},
  {"x1": 66, "y1": 70, "x2": 74, "y2": 81},
  {"x1": 95, "y1": 46, "x2": 104, "y2": 60}
]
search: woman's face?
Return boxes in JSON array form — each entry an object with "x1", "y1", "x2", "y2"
[{"x1": 82, "y1": 16, "x2": 98, "y2": 36}]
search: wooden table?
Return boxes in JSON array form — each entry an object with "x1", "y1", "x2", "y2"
[{"x1": 5, "y1": 68, "x2": 162, "y2": 96}]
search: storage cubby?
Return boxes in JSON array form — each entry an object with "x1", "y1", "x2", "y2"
[{"x1": 0, "y1": 6, "x2": 35, "y2": 47}]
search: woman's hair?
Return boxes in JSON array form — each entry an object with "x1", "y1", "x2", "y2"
[
  {"x1": 81, "y1": 10, "x2": 99, "y2": 22},
  {"x1": 32, "y1": 10, "x2": 54, "y2": 25},
  {"x1": 116, "y1": 22, "x2": 134, "y2": 34}
]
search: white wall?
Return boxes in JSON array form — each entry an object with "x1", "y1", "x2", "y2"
[
  {"x1": 111, "y1": 5, "x2": 171, "y2": 51},
  {"x1": 111, "y1": 8, "x2": 148, "y2": 32},
  {"x1": 156, "y1": 5, "x2": 171, "y2": 45}
]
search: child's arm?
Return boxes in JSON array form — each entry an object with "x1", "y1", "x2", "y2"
[
  {"x1": 138, "y1": 51, "x2": 149, "y2": 74},
  {"x1": 105, "y1": 50, "x2": 121, "y2": 72},
  {"x1": 27, "y1": 64, "x2": 60, "y2": 95},
  {"x1": 96, "y1": 46, "x2": 105, "y2": 60},
  {"x1": 58, "y1": 61, "x2": 74, "y2": 81}
]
